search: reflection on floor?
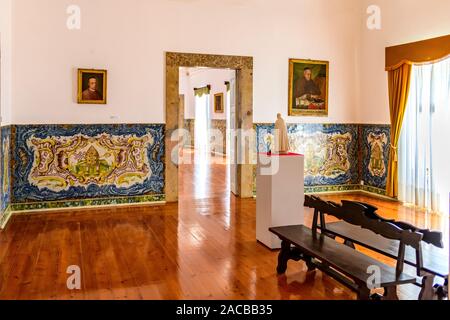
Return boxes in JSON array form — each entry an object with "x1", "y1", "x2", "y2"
[{"x1": 0, "y1": 151, "x2": 447, "y2": 299}]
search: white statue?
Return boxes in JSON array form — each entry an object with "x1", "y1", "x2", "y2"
[{"x1": 274, "y1": 113, "x2": 290, "y2": 154}]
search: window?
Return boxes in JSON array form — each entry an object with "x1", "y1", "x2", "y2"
[{"x1": 398, "y1": 57, "x2": 450, "y2": 214}]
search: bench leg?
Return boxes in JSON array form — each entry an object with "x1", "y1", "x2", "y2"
[
  {"x1": 419, "y1": 273, "x2": 436, "y2": 300},
  {"x1": 304, "y1": 256, "x2": 317, "y2": 272},
  {"x1": 277, "y1": 240, "x2": 291, "y2": 275},
  {"x1": 384, "y1": 286, "x2": 399, "y2": 300},
  {"x1": 356, "y1": 286, "x2": 371, "y2": 300}
]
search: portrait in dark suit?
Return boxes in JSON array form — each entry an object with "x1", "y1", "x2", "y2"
[{"x1": 78, "y1": 69, "x2": 107, "y2": 104}]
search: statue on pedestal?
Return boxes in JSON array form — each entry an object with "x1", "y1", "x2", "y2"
[{"x1": 274, "y1": 113, "x2": 290, "y2": 154}]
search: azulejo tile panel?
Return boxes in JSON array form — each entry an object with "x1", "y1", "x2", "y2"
[
  {"x1": 256, "y1": 123, "x2": 359, "y2": 187},
  {"x1": 1, "y1": 126, "x2": 11, "y2": 213},
  {"x1": 361, "y1": 124, "x2": 390, "y2": 190},
  {"x1": 12, "y1": 124, "x2": 165, "y2": 203}
]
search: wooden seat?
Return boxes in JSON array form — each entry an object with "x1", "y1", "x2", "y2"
[
  {"x1": 303, "y1": 195, "x2": 447, "y2": 299},
  {"x1": 270, "y1": 225, "x2": 417, "y2": 300}
]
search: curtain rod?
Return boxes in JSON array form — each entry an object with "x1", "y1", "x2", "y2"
[{"x1": 194, "y1": 85, "x2": 211, "y2": 91}]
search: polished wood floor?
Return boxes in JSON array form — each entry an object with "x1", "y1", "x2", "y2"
[{"x1": 0, "y1": 152, "x2": 448, "y2": 300}]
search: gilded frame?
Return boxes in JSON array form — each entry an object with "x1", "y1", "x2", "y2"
[
  {"x1": 77, "y1": 69, "x2": 108, "y2": 104},
  {"x1": 288, "y1": 59, "x2": 329, "y2": 117},
  {"x1": 214, "y1": 92, "x2": 224, "y2": 113}
]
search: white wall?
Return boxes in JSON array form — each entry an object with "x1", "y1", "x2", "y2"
[
  {"x1": 13, "y1": 0, "x2": 450, "y2": 125},
  {"x1": 0, "y1": 0, "x2": 12, "y2": 125},
  {"x1": 358, "y1": 0, "x2": 450, "y2": 124},
  {"x1": 180, "y1": 68, "x2": 235, "y2": 120},
  {"x1": 11, "y1": 0, "x2": 362, "y2": 125}
]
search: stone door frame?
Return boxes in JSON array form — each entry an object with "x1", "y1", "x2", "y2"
[{"x1": 165, "y1": 52, "x2": 254, "y2": 202}]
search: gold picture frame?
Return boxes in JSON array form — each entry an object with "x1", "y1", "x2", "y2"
[
  {"x1": 77, "y1": 69, "x2": 107, "y2": 104},
  {"x1": 288, "y1": 59, "x2": 329, "y2": 117},
  {"x1": 214, "y1": 93, "x2": 224, "y2": 113}
]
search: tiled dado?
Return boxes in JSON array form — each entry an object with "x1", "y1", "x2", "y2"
[
  {"x1": 3, "y1": 124, "x2": 165, "y2": 216},
  {"x1": 360, "y1": 124, "x2": 391, "y2": 193},
  {"x1": 183, "y1": 119, "x2": 228, "y2": 155},
  {"x1": 183, "y1": 119, "x2": 195, "y2": 148},
  {"x1": 210, "y1": 120, "x2": 227, "y2": 155},
  {"x1": 1, "y1": 125, "x2": 12, "y2": 227},
  {"x1": 254, "y1": 123, "x2": 391, "y2": 196}
]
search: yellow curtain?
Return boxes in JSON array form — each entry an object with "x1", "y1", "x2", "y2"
[
  {"x1": 386, "y1": 63, "x2": 412, "y2": 198},
  {"x1": 194, "y1": 85, "x2": 211, "y2": 97}
]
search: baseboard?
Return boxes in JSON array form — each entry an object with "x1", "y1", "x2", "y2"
[
  {"x1": 305, "y1": 189, "x2": 396, "y2": 201},
  {"x1": 304, "y1": 184, "x2": 361, "y2": 194},
  {"x1": 12, "y1": 200, "x2": 166, "y2": 215},
  {"x1": 9, "y1": 194, "x2": 166, "y2": 214}
]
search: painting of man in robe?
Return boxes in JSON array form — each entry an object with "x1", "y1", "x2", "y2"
[
  {"x1": 288, "y1": 59, "x2": 329, "y2": 116},
  {"x1": 78, "y1": 69, "x2": 107, "y2": 104}
]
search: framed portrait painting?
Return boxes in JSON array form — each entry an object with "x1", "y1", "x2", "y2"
[
  {"x1": 214, "y1": 93, "x2": 224, "y2": 113},
  {"x1": 288, "y1": 59, "x2": 329, "y2": 117},
  {"x1": 78, "y1": 69, "x2": 107, "y2": 104}
]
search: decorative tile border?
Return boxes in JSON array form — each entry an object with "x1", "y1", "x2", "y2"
[
  {"x1": 166, "y1": 52, "x2": 253, "y2": 69},
  {"x1": 0, "y1": 206, "x2": 12, "y2": 228},
  {"x1": 360, "y1": 184, "x2": 388, "y2": 196},
  {"x1": 360, "y1": 124, "x2": 390, "y2": 190},
  {"x1": 10, "y1": 194, "x2": 165, "y2": 212},
  {"x1": 305, "y1": 184, "x2": 361, "y2": 194},
  {"x1": 1, "y1": 125, "x2": 12, "y2": 214}
]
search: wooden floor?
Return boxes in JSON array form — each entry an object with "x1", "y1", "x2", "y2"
[{"x1": 0, "y1": 152, "x2": 448, "y2": 300}]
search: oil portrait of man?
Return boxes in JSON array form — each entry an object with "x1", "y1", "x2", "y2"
[
  {"x1": 78, "y1": 69, "x2": 107, "y2": 104},
  {"x1": 288, "y1": 59, "x2": 329, "y2": 116}
]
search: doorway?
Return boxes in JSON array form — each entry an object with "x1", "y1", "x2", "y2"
[
  {"x1": 178, "y1": 67, "x2": 236, "y2": 202},
  {"x1": 165, "y1": 52, "x2": 254, "y2": 202}
]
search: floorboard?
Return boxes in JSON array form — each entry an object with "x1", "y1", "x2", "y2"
[{"x1": 0, "y1": 152, "x2": 447, "y2": 300}]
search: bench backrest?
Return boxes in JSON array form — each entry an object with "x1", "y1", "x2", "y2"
[
  {"x1": 304, "y1": 195, "x2": 428, "y2": 275},
  {"x1": 305, "y1": 195, "x2": 423, "y2": 248},
  {"x1": 351, "y1": 201, "x2": 443, "y2": 248}
]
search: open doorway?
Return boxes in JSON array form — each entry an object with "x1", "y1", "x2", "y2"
[
  {"x1": 178, "y1": 67, "x2": 236, "y2": 202},
  {"x1": 165, "y1": 52, "x2": 254, "y2": 203}
]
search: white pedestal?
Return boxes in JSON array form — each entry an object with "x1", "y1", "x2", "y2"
[{"x1": 256, "y1": 153, "x2": 305, "y2": 249}]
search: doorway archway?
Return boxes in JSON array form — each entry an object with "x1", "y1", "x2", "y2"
[{"x1": 165, "y1": 52, "x2": 254, "y2": 202}]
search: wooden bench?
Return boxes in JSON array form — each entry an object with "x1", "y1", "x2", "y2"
[
  {"x1": 322, "y1": 221, "x2": 448, "y2": 299},
  {"x1": 269, "y1": 225, "x2": 417, "y2": 300},
  {"x1": 304, "y1": 195, "x2": 448, "y2": 300}
]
